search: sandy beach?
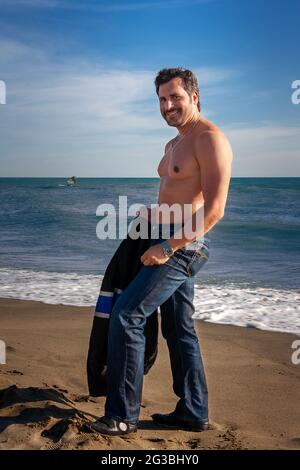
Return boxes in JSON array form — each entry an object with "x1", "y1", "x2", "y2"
[{"x1": 0, "y1": 297, "x2": 299, "y2": 450}]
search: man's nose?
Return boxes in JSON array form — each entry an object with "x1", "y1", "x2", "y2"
[{"x1": 164, "y1": 100, "x2": 174, "y2": 111}]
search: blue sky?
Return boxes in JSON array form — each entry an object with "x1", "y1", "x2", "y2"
[{"x1": 0, "y1": 0, "x2": 299, "y2": 176}]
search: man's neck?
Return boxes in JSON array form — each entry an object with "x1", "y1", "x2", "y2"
[{"x1": 177, "y1": 112, "x2": 201, "y2": 136}]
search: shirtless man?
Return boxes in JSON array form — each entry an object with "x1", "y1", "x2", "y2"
[
  {"x1": 141, "y1": 68, "x2": 232, "y2": 264},
  {"x1": 92, "y1": 68, "x2": 232, "y2": 436}
]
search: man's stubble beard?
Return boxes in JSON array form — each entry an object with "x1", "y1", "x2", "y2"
[
  {"x1": 163, "y1": 109, "x2": 184, "y2": 128},
  {"x1": 163, "y1": 103, "x2": 195, "y2": 128}
]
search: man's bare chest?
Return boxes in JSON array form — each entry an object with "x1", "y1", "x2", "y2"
[{"x1": 157, "y1": 145, "x2": 199, "y2": 180}]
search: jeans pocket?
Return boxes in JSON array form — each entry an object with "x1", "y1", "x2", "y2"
[
  {"x1": 187, "y1": 248, "x2": 210, "y2": 277},
  {"x1": 171, "y1": 248, "x2": 189, "y2": 269},
  {"x1": 163, "y1": 248, "x2": 192, "y2": 277},
  {"x1": 193, "y1": 246, "x2": 210, "y2": 261}
]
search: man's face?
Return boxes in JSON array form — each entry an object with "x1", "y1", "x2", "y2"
[{"x1": 158, "y1": 77, "x2": 197, "y2": 127}]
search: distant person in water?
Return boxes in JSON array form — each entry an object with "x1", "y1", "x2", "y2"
[{"x1": 91, "y1": 67, "x2": 233, "y2": 435}]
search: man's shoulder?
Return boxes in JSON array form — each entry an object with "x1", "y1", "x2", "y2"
[
  {"x1": 195, "y1": 121, "x2": 232, "y2": 161},
  {"x1": 196, "y1": 121, "x2": 230, "y2": 148},
  {"x1": 196, "y1": 118, "x2": 225, "y2": 139}
]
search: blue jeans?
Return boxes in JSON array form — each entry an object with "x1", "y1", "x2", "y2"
[{"x1": 105, "y1": 223, "x2": 210, "y2": 424}]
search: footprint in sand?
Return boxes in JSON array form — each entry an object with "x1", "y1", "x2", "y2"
[{"x1": 5, "y1": 370, "x2": 24, "y2": 376}]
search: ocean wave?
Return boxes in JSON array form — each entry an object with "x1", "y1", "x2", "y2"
[
  {"x1": 193, "y1": 283, "x2": 300, "y2": 335},
  {"x1": 0, "y1": 268, "x2": 299, "y2": 335}
]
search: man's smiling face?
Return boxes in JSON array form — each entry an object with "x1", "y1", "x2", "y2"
[{"x1": 158, "y1": 77, "x2": 198, "y2": 127}]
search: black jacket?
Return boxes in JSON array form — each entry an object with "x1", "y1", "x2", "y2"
[{"x1": 87, "y1": 224, "x2": 158, "y2": 396}]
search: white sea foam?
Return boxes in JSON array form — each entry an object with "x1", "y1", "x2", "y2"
[
  {"x1": 0, "y1": 268, "x2": 299, "y2": 335},
  {"x1": 193, "y1": 283, "x2": 300, "y2": 335},
  {"x1": 0, "y1": 268, "x2": 101, "y2": 307}
]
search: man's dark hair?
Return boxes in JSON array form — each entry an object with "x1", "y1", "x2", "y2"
[{"x1": 154, "y1": 67, "x2": 200, "y2": 111}]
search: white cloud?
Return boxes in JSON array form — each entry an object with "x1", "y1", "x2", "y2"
[
  {"x1": 0, "y1": 0, "x2": 215, "y2": 12},
  {"x1": 0, "y1": 38, "x2": 238, "y2": 176},
  {"x1": 225, "y1": 123, "x2": 300, "y2": 176},
  {"x1": 1, "y1": 38, "x2": 298, "y2": 177},
  {"x1": 0, "y1": 38, "x2": 44, "y2": 63},
  {"x1": 226, "y1": 123, "x2": 300, "y2": 141}
]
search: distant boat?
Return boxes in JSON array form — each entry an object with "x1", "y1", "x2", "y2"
[{"x1": 66, "y1": 176, "x2": 77, "y2": 187}]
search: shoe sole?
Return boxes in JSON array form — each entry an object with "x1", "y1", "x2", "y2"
[{"x1": 152, "y1": 417, "x2": 208, "y2": 432}]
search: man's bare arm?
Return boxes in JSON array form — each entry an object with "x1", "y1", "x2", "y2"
[{"x1": 168, "y1": 130, "x2": 233, "y2": 251}]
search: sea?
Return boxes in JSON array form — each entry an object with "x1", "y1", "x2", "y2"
[{"x1": 0, "y1": 177, "x2": 299, "y2": 334}]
